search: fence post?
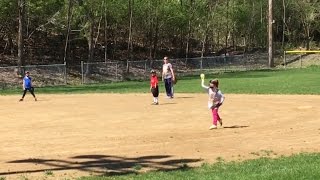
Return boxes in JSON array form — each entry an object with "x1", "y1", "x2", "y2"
[
  {"x1": 115, "y1": 63, "x2": 118, "y2": 81},
  {"x1": 81, "y1": 61, "x2": 84, "y2": 84},
  {"x1": 300, "y1": 54, "x2": 302, "y2": 68},
  {"x1": 200, "y1": 57, "x2": 203, "y2": 70},
  {"x1": 145, "y1": 60, "x2": 147, "y2": 80},
  {"x1": 64, "y1": 61, "x2": 67, "y2": 84},
  {"x1": 283, "y1": 51, "x2": 286, "y2": 68},
  {"x1": 224, "y1": 57, "x2": 227, "y2": 72}
]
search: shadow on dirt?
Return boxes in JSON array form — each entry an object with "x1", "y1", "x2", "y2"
[
  {"x1": 223, "y1": 125, "x2": 249, "y2": 129},
  {"x1": 2, "y1": 154, "x2": 202, "y2": 176},
  {"x1": 174, "y1": 96, "x2": 195, "y2": 99}
]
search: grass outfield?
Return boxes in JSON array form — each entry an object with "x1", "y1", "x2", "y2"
[
  {"x1": 1, "y1": 66, "x2": 320, "y2": 95},
  {"x1": 79, "y1": 153, "x2": 320, "y2": 180}
]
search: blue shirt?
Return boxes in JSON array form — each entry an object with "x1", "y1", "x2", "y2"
[{"x1": 23, "y1": 76, "x2": 32, "y2": 88}]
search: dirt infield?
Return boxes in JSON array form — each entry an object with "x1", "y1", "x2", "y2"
[{"x1": 1, "y1": 93, "x2": 320, "y2": 179}]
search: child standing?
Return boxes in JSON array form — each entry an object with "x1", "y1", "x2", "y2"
[
  {"x1": 201, "y1": 77, "x2": 225, "y2": 130},
  {"x1": 150, "y1": 70, "x2": 159, "y2": 105},
  {"x1": 19, "y1": 71, "x2": 37, "y2": 102}
]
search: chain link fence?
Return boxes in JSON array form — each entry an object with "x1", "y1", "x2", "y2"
[
  {"x1": 0, "y1": 63, "x2": 67, "y2": 89},
  {"x1": 0, "y1": 54, "x2": 270, "y2": 88},
  {"x1": 81, "y1": 54, "x2": 269, "y2": 84}
]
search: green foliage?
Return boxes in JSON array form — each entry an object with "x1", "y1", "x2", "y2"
[
  {"x1": 0, "y1": 0, "x2": 320, "y2": 62},
  {"x1": 0, "y1": 0, "x2": 17, "y2": 33},
  {"x1": 44, "y1": 170, "x2": 54, "y2": 176}
]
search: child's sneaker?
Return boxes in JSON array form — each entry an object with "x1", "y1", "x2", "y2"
[
  {"x1": 19, "y1": 99, "x2": 23, "y2": 102},
  {"x1": 209, "y1": 125, "x2": 217, "y2": 130},
  {"x1": 218, "y1": 119, "x2": 223, "y2": 126}
]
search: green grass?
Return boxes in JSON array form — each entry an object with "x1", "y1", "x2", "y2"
[
  {"x1": 78, "y1": 153, "x2": 320, "y2": 180},
  {"x1": 1, "y1": 66, "x2": 320, "y2": 95}
]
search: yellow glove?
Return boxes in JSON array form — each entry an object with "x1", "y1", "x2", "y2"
[{"x1": 200, "y1": 73, "x2": 205, "y2": 80}]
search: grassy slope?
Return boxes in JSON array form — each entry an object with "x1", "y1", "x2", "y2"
[{"x1": 1, "y1": 66, "x2": 320, "y2": 95}]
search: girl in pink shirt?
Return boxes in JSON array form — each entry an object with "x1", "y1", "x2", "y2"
[{"x1": 201, "y1": 78, "x2": 225, "y2": 130}]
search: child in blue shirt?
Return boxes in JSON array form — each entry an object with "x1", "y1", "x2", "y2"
[{"x1": 19, "y1": 71, "x2": 37, "y2": 101}]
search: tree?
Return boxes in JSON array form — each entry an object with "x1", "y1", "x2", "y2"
[
  {"x1": 18, "y1": 0, "x2": 26, "y2": 74},
  {"x1": 0, "y1": 0, "x2": 17, "y2": 55},
  {"x1": 63, "y1": 0, "x2": 73, "y2": 64},
  {"x1": 268, "y1": 0, "x2": 274, "y2": 67}
]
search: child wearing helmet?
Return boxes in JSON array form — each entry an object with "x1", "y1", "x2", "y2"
[
  {"x1": 150, "y1": 69, "x2": 159, "y2": 105},
  {"x1": 19, "y1": 71, "x2": 37, "y2": 102}
]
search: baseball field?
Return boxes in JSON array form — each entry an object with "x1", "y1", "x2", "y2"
[{"x1": 1, "y1": 67, "x2": 320, "y2": 180}]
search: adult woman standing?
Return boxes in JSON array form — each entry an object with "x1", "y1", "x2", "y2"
[{"x1": 162, "y1": 56, "x2": 175, "y2": 98}]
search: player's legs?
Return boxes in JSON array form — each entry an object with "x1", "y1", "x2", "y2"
[
  {"x1": 151, "y1": 86, "x2": 159, "y2": 104},
  {"x1": 155, "y1": 86, "x2": 159, "y2": 97},
  {"x1": 154, "y1": 86, "x2": 159, "y2": 103},
  {"x1": 171, "y1": 84, "x2": 174, "y2": 98},
  {"x1": 212, "y1": 108, "x2": 219, "y2": 126},
  {"x1": 29, "y1": 88, "x2": 37, "y2": 101},
  {"x1": 217, "y1": 110, "x2": 222, "y2": 126},
  {"x1": 164, "y1": 78, "x2": 172, "y2": 97},
  {"x1": 164, "y1": 79, "x2": 169, "y2": 96},
  {"x1": 19, "y1": 89, "x2": 28, "y2": 101}
]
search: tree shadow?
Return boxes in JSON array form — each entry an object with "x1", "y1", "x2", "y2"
[
  {"x1": 159, "y1": 102, "x2": 177, "y2": 105},
  {"x1": 223, "y1": 125, "x2": 249, "y2": 129},
  {"x1": 1, "y1": 154, "x2": 202, "y2": 177},
  {"x1": 174, "y1": 97, "x2": 194, "y2": 99}
]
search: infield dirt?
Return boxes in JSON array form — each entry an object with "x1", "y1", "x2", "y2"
[{"x1": 1, "y1": 93, "x2": 320, "y2": 179}]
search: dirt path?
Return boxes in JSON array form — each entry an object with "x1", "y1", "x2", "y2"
[{"x1": 1, "y1": 93, "x2": 320, "y2": 179}]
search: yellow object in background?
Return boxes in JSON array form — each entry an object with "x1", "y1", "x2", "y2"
[{"x1": 200, "y1": 73, "x2": 205, "y2": 80}]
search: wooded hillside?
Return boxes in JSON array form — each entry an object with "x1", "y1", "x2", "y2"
[{"x1": 0, "y1": 0, "x2": 320, "y2": 66}]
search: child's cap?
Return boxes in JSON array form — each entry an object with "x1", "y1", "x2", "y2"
[
  {"x1": 25, "y1": 71, "x2": 30, "y2": 74},
  {"x1": 150, "y1": 69, "x2": 156, "y2": 74}
]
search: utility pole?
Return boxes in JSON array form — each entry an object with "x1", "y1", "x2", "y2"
[{"x1": 268, "y1": 0, "x2": 274, "y2": 67}]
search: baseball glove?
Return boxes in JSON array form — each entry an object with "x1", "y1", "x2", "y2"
[{"x1": 173, "y1": 77, "x2": 178, "y2": 85}]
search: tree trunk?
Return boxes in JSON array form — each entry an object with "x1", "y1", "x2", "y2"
[
  {"x1": 225, "y1": 0, "x2": 229, "y2": 55},
  {"x1": 127, "y1": 0, "x2": 134, "y2": 73},
  {"x1": 18, "y1": 0, "x2": 26, "y2": 76},
  {"x1": 282, "y1": 0, "x2": 286, "y2": 51},
  {"x1": 63, "y1": 0, "x2": 73, "y2": 65},
  {"x1": 152, "y1": 0, "x2": 159, "y2": 59},
  {"x1": 8, "y1": 34, "x2": 14, "y2": 55},
  {"x1": 104, "y1": 0, "x2": 108, "y2": 62},
  {"x1": 86, "y1": 15, "x2": 95, "y2": 75},
  {"x1": 153, "y1": 16, "x2": 159, "y2": 59},
  {"x1": 268, "y1": 0, "x2": 274, "y2": 67},
  {"x1": 186, "y1": 19, "x2": 191, "y2": 59},
  {"x1": 306, "y1": 25, "x2": 310, "y2": 50},
  {"x1": 201, "y1": 1, "x2": 212, "y2": 59},
  {"x1": 148, "y1": 0, "x2": 153, "y2": 59},
  {"x1": 186, "y1": 0, "x2": 194, "y2": 62}
]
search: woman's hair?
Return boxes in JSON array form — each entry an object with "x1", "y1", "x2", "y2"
[{"x1": 209, "y1": 79, "x2": 219, "y2": 88}]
